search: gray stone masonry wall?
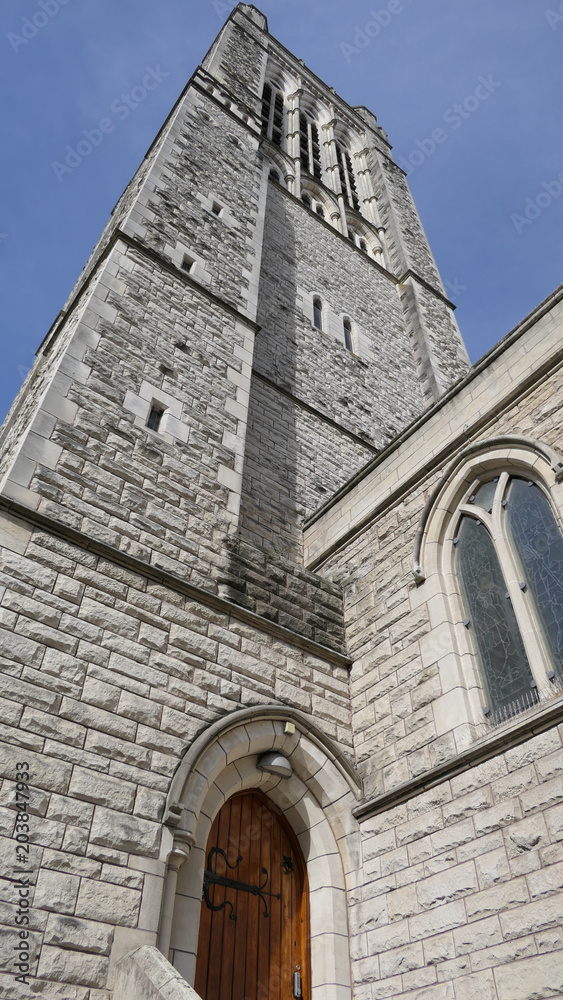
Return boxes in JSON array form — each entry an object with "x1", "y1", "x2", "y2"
[
  {"x1": 205, "y1": 8, "x2": 268, "y2": 113},
  {"x1": 119, "y1": 82, "x2": 264, "y2": 315},
  {"x1": 372, "y1": 153, "x2": 445, "y2": 296},
  {"x1": 239, "y1": 375, "x2": 373, "y2": 557},
  {"x1": 349, "y1": 729, "x2": 563, "y2": 1000},
  {"x1": 307, "y1": 305, "x2": 563, "y2": 999},
  {"x1": 372, "y1": 153, "x2": 469, "y2": 399},
  {"x1": 0, "y1": 305, "x2": 85, "y2": 492},
  {"x1": 0, "y1": 515, "x2": 352, "y2": 998},
  {"x1": 254, "y1": 182, "x2": 426, "y2": 448},
  {"x1": 321, "y1": 362, "x2": 563, "y2": 797},
  {"x1": 222, "y1": 534, "x2": 346, "y2": 651},
  {"x1": 2, "y1": 242, "x2": 254, "y2": 590},
  {"x1": 57, "y1": 5, "x2": 268, "y2": 323}
]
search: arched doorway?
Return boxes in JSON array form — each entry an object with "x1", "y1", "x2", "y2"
[{"x1": 194, "y1": 791, "x2": 309, "y2": 1000}]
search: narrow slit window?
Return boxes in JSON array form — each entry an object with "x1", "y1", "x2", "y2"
[
  {"x1": 272, "y1": 91, "x2": 284, "y2": 147},
  {"x1": 300, "y1": 113, "x2": 322, "y2": 179},
  {"x1": 313, "y1": 297, "x2": 323, "y2": 331},
  {"x1": 261, "y1": 85, "x2": 285, "y2": 148},
  {"x1": 147, "y1": 405, "x2": 165, "y2": 432},
  {"x1": 336, "y1": 145, "x2": 360, "y2": 212},
  {"x1": 343, "y1": 318, "x2": 353, "y2": 352},
  {"x1": 182, "y1": 255, "x2": 195, "y2": 274},
  {"x1": 261, "y1": 83, "x2": 272, "y2": 136},
  {"x1": 211, "y1": 201, "x2": 222, "y2": 216}
]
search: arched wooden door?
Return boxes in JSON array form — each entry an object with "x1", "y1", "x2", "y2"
[{"x1": 195, "y1": 791, "x2": 309, "y2": 1000}]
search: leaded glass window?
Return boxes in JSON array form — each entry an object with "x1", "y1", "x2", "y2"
[
  {"x1": 507, "y1": 478, "x2": 563, "y2": 681},
  {"x1": 468, "y1": 479, "x2": 497, "y2": 512},
  {"x1": 455, "y1": 473, "x2": 563, "y2": 724},
  {"x1": 457, "y1": 516, "x2": 536, "y2": 720}
]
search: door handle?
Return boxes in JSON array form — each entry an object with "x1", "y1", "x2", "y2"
[{"x1": 293, "y1": 970, "x2": 302, "y2": 998}]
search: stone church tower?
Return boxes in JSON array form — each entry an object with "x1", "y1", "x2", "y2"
[{"x1": 1, "y1": 6, "x2": 562, "y2": 1000}]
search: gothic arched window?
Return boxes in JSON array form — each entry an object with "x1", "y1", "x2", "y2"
[
  {"x1": 261, "y1": 83, "x2": 285, "y2": 148},
  {"x1": 336, "y1": 145, "x2": 360, "y2": 211},
  {"x1": 313, "y1": 297, "x2": 323, "y2": 330},
  {"x1": 455, "y1": 474, "x2": 563, "y2": 723},
  {"x1": 299, "y1": 113, "x2": 322, "y2": 180}
]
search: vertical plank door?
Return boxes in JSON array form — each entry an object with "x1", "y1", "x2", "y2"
[{"x1": 195, "y1": 791, "x2": 309, "y2": 1000}]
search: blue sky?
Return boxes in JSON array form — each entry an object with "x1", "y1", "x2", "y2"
[{"x1": 1, "y1": 0, "x2": 562, "y2": 420}]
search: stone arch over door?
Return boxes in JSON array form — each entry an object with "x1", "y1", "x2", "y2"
[{"x1": 160, "y1": 705, "x2": 362, "y2": 1000}]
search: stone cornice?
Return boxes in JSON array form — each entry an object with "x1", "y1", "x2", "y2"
[
  {"x1": 353, "y1": 695, "x2": 563, "y2": 821},
  {"x1": 0, "y1": 496, "x2": 350, "y2": 669}
]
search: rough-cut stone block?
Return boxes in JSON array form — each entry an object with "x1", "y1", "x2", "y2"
[
  {"x1": 409, "y1": 900, "x2": 466, "y2": 941},
  {"x1": 416, "y1": 861, "x2": 478, "y2": 911},
  {"x1": 37, "y1": 945, "x2": 109, "y2": 988},
  {"x1": 90, "y1": 806, "x2": 161, "y2": 857},
  {"x1": 466, "y1": 877, "x2": 530, "y2": 923},
  {"x1": 493, "y1": 950, "x2": 563, "y2": 998},
  {"x1": 69, "y1": 767, "x2": 136, "y2": 812},
  {"x1": 33, "y1": 869, "x2": 80, "y2": 915},
  {"x1": 75, "y1": 879, "x2": 141, "y2": 927},
  {"x1": 44, "y1": 913, "x2": 114, "y2": 955}
]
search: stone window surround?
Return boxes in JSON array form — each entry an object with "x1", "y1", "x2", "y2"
[
  {"x1": 345, "y1": 215, "x2": 386, "y2": 267},
  {"x1": 123, "y1": 380, "x2": 190, "y2": 445},
  {"x1": 300, "y1": 179, "x2": 340, "y2": 227},
  {"x1": 148, "y1": 706, "x2": 362, "y2": 1000},
  {"x1": 195, "y1": 191, "x2": 235, "y2": 229},
  {"x1": 164, "y1": 241, "x2": 212, "y2": 289},
  {"x1": 299, "y1": 288, "x2": 366, "y2": 360},
  {"x1": 413, "y1": 438, "x2": 563, "y2": 749}
]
